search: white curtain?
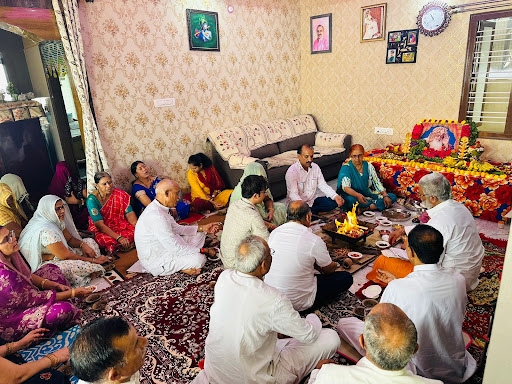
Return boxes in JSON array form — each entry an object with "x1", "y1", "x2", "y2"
[{"x1": 52, "y1": 0, "x2": 110, "y2": 190}]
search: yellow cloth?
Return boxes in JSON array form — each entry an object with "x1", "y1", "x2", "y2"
[
  {"x1": 0, "y1": 183, "x2": 26, "y2": 226},
  {"x1": 366, "y1": 255, "x2": 414, "y2": 286},
  {"x1": 187, "y1": 169, "x2": 232, "y2": 207}
]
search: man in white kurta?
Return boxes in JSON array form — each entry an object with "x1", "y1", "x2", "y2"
[
  {"x1": 339, "y1": 225, "x2": 476, "y2": 383},
  {"x1": 220, "y1": 175, "x2": 270, "y2": 269},
  {"x1": 265, "y1": 200, "x2": 352, "y2": 311},
  {"x1": 134, "y1": 179, "x2": 218, "y2": 276},
  {"x1": 285, "y1": 144, "x2": 343, "y2": 214},
  {"x1": 192, "y1": 235, "x2": 340, "y2": 384}
]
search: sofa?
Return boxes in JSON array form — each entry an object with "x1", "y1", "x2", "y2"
[{"x1": 207, "y1": 114, "x2": 351, "y2": 200}]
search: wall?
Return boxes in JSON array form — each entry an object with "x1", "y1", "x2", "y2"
[
  {"x1": 299, "y1": 0, "x2": 512, "y2": 162},
  {"x1": 78, "y1": 0, "x2": 301, "y2": 190}
]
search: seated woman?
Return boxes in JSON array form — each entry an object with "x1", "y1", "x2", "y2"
[
  {"x1": 337, "y1": 144, "x2": 397, "y2": 212},
  {"x1": 230, "y1": 162, "x2": 287, "y2": 227},
  {"x1": 187, "y1": 153, "x2": 232, "y2": 213},
  {"x1": 86, "y1": 172, "x2": 137, "y2": 253},
  {"x1": 0, "y1": 174, "x2": 34, "y2": 220},
  {"x1": 48, "y1": 162, "x2": 89, "y2": 231},
  {"x1": 19, "y1": 196, "x2": 109, "y2": 288},
  {"x1": 130, "y1": 160, "x2": 190, "y2": 219},
  {"x1": 1, "y1": 329, "x2": 70, "y2": 384},
  {"x1": 0, "y1": 183, "x2": 28, "y2": 238},
  {"x1": 0, "y1": 226, "x2": 94, "y2": 341}
]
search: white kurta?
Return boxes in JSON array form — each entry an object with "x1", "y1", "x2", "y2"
[
  {"x1": 265, "y1": 222, "x2": 332, "y2": 311},
  {"x1": 426, "y1": 199, "x2": 484, "y2": 291},
  {"x1": 285, "y1": 161, "x2": 337, "y2": 206},
  {"x1": 197, "y1": 269, "x2": 340, "y2": 384},
  {"x1": 308, "y1": 358, "x2": 442, "y2": 384},
  {"x1": 338, "y1": 265, "x2": 476, "y2": 384},
  {"x1": 220, "y1": 198, "x2": 269, "y2": 269},
  {"x1": 134, "y1": 199, "x2": 205, "y2": 276}
]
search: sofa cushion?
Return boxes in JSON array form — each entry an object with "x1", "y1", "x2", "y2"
[
  {"x1": 278, "y1": 132, "x2": 316, "y2": 154},
  {"x1": 250, "y1": 143, "x2": 280, "y2": 158},
  {"x1": 315, "y1": 132, "x2": 347, "y2": 148}
]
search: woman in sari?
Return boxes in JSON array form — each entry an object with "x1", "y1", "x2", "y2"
[
  {"x1": 0, "y1": 226, "x2": 94, "y2": 341},
  {"x1": 336, "y1": 144, "x2": 397, "y2": 212},
  {"x1": 0, "y1": 174, "x2": 34, "y2": 220},
  {"x1": 130, "y1": 160, "x2": 190, "y2": 219},
  {"x1": 19, "y1": 196, "x2": 109, "y2": 288},
  {"x1": 187, "y1": 153, "x2": 232, "y2": 213},
  {"x1": 48, "y1": 162, "x2": 89, "y2": 230},
  {"x1": 0, "y1": 183, "x2": 28, "y2": 238},
  {"x1": 86, "y1": 172, "x2": 137, "y2": 253},
  {"x1": 230, "y1": 162, "x2": 287, "y2": 227}
]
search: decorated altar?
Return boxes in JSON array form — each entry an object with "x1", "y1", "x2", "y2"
[{"x1": 368, "y1": 119, "x2": 511, "y2": 222}]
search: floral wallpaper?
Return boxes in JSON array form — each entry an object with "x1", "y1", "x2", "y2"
[{"x1": 78, "y1": 0, "x2": 301, "y2": 191}]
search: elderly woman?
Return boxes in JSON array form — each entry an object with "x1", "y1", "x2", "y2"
[
  {"x1": 0, "y1": 226, "x2": 94, "y2": 341},
  {"x1": 19, "y1": 196, "x2": 108, "y2": 288},
  {"x1": 337, "y1": 144, "x2": 397, "y2": 212},
  {"x1": 230, "y1": 162, "x2": 287, "y2": 227},
  {"x1": 0, "y1": 183, "x2": 28, "y2": 238},
  {"x1": 187, "y1": 153, "x2": 232, "y2": 213},
  {"x1": 130, "y1": 160, "x2": 190, "y2": 219},
  {"x1": 0, "y1": 174, "x2": 34, "y2": 219},
  {"x1": 86, "y1": 172, "x2": 137, "y2": 253}
]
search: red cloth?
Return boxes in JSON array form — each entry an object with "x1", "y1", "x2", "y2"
[{"x1": 197, "y1": 166, "x2": 225, "y2": 192}]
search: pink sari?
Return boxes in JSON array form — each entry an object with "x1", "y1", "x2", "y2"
[{"x1": 0, "y1": 251, "x2": 80, "y2": 341}]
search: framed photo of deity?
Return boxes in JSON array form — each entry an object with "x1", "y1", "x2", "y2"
[
  {"x1": 311, "y1": 14, "x2": 332, "y2": 54},
  {"x1": 186, "y1": 9, "x2": 220, "y2": 51},
  {"x1": 361, "y1": 3, "x2": 387, "y2": 42}
]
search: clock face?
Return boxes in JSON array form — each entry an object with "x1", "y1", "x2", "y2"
[
  {"x1": 421, "y1": 6, "x2": 445, "y2": 31},
  {"x1": 417, "y1": 2, "x2": 451, "y2": 36}
]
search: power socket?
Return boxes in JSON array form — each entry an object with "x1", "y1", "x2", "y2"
[{"x1": 374, "y1": 127, "x2": 394, "y2": 135}]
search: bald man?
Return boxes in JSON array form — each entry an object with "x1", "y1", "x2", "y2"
[
  {"x1": 134, "y1": 179, "x2": 219, "y2": 276},
  {"x1": 309, "y1": 303, "x2": 442, "y2": 383}
]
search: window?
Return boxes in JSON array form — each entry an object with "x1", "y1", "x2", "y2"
[
  {"x1": 0, "y1": 53, "x2": 8, "y2": 98},
  {"x1": 459, "y1": 9, "x2": 512, "y2": 139}
]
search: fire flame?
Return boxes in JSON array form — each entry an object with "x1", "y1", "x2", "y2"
[{"x1": 335, "y1": 203, "x2": 364, "y2": 237}]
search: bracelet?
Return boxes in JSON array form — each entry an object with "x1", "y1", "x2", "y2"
[
  {"x1": 41, "y1": 279, "x2": 48, "y2": 290},
  {"x1": 198, "y1": 225, "x2": 203, "y2": 232},
  {"x1": 268, "y1": 207, "x2": 274, "y2": 211},
  {"x1": 71, "y1": 288, "x2": 75, "y2": 299},
  {"x1": 116, "y1": 235, "x2": 122, "y2": 242},
  {"x1": 45, "y1": 353, "x2": 59, "y2": 368},
  {"x1": 6, "y1": 342, "x2": 12, "y2": 355},
  {"x1": 79, "y1": 241, "x2": 84, "y2": 248}
]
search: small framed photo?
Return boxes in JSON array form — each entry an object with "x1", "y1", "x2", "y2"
[
  {"x1": 408, "y1": 30, "x2": 418, "y2": 45},
  {"x1": 361, "y1": 3, "x2": 387, "y2": 42},
  {"x1": 311, "y1": 13, "x2": 332, "y2": 54},
  {"x1": 386, "y1": 29, "x2": 419, "y2": 64},
  {"x1": 186, "y1": 9, "x2": 220, "y2": 51},
  {"x1": 386, "y1": 49, "x2": 396, "y2": 63},
  {"x1": 389, "y1": 31, "x2": 401, "y2": 43}
]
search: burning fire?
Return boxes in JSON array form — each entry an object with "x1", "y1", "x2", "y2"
[{"x1": 335, "y1": 203, "x2": 365, "y2": 238}]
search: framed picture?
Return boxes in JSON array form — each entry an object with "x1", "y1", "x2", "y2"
[
  {"x1": 186, "y1": 9, "x2": 220, "y2": 51},
  {"x1": 311, "y1": 14, "x2": 332, "y2": 54},
  {"x1": 361, "y1": 3, "x2": 387, "y2": 42},
  {"x1": 386, "y1": 29, "x2": 419, "y2": 64}
]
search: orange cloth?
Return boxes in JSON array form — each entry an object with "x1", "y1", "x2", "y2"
[{"x1": 366, "y1": 255, "x2": 414, "y2": 286}]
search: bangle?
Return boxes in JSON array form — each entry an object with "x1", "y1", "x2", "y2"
[
  {"x1": 268, "y1": 207, "x2": 274, "y2": 211},
  {"x1": 79, "y1": 241, "x2": 84, "y2": 248},
  {"x1": 198, "y1": 225, "x2": 203, "y2": 232},
  {"x1": 71, "y1": 288, "x2": 75, "y2": 299},
  {"x1": 41, "y1": 278, "x2": 48, "y2": 289},
  {"x1": 116, "y1": 235, "x2": 122, "y2": 242},
  {"x1": 6, "y1": 342, "x2": 12, "y2": 355},
  {"x1": 45, "y1": 353, "x2": 59, "y2": 368}
]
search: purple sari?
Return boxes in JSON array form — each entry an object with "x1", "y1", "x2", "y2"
[{"x1": 0, "y1": 251, "x2": 81, "y2": 341}]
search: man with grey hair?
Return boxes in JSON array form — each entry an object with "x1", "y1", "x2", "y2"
[
  {"x1": 387, "y1": 172, "x2": 484, "y2": 291},
  {"x1": 134, "y1": 179, "x2": 219, "y2": 276},
  {"x1": 192, "y1": 235, "x2": 340, "y2": 384},
  {"x1": 308, "y1": 303, "x2": 442, "y2": 383}
]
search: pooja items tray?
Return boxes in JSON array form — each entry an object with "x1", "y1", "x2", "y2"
[{"x1": 381, "y1": 208, "x2": 412, "y2": 222}]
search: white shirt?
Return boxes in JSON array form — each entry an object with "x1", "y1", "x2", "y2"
[
  {"x1": 308, "y1": 358, "x2": 442, "y2": 384},
  {"x1": 427, "y1": 199, "x2": 484, "y2": 291},
  {"x1": 134, "y1": 199, "x2": 203, "y2": 275},
  {"x1": 220, "y1": 198, "x2": 269, "y2": 269},
  {"x1": 265, "y1": 222, "x2": 332, "y2": 311},
  {"x1": 381, "y1": 264, "x2": 476, "y2": 383},
  {"x1": 203, "y1": 269, "x2": 323, "y2": 384},
  {"x1": 285, "y1": 161, "x2": 338, "y2": 206},
  {"x1": 77, "y1": 371, "x2": 140, "y2": 384}
]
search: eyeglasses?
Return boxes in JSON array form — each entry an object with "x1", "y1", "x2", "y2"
[
  {"x1": 55, "y1": 205, "x2": 66, "y2": 212},
  {"x1": 270, "y1": 248, "x2": 275, "y2": 256},
  {"x1": 0, "y1": 230, "x2": 16, "y2": 244}
]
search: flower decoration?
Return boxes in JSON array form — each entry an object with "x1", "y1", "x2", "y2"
[
  {"x1": 402, "y1": 133, "x2": 411, "y2": 154},
  {"x1": 412, "y1": 124, "x2": 423, "y2": 140},
  {"x1": 458, "y1": 136, "x2": 469, "y2": 159}
]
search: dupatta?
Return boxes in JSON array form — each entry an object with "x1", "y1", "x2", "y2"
[
  {"x1": 338, "y1": 160, "x2": 372, "y2": 196},
  {"x1": 197, "y1": 165, "x2": 225, "y2": 192}
]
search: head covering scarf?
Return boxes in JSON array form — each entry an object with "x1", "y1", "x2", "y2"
[
  {"x1": 230, "y1": 162, "x2": 273, "y2": 202},
  {"x1": 48, "y1": 161, "x2": 71, "y2": 198},
  {"x1": 0, "y1": 183, "x2": 28, "y2": 225},
  {"x1": 19, "y1": 195, "x2": 81, "y2": 272},
  {"x1": 0, "y1": 174, "x2": 30, "y2": 205}
]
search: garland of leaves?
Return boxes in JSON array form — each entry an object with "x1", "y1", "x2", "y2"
[{"x1": 466, "y1": 119, "x2": 479, "y2": 146}]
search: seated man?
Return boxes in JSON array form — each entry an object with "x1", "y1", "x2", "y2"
[
  {"x1": 70, "y1": 316, "x2": 148, "y2": 384},
  {"x1": 193, "y1": 235, "x2": 340, "y2": 384},
  {"x1": 339, "y1": 225, "x2": 476, "y2": 383},
  {"x1": 373, "y1": 172, "x2": 484, "y2": 291},
  {"x1": 134, "y1": 179, "x2": 219, "y2": 276},
  {"x1": 265, "y1": 200, "x2": 353, "y2": 311},
  {"x1": 220, "y1": 175, "x2": 271, "y2": 269},
  {"x1": 309, "y1": 303, "x2": 442, "y2": 383},
  {"x1": 285, "y1": 144, "x2": 344, "y2": 214}
]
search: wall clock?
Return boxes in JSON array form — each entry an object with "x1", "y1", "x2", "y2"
[{"x1": 417, "y1": 1, "x2": 451, "y2": 37}]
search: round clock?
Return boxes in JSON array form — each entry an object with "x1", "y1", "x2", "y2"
[{"x1": 417, "y1": 1, "x2": 451, "y2": 37}]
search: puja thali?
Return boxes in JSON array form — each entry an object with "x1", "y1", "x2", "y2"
[{"x1": 381, "y1": 208, "x2": 412, "y2": 222}]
